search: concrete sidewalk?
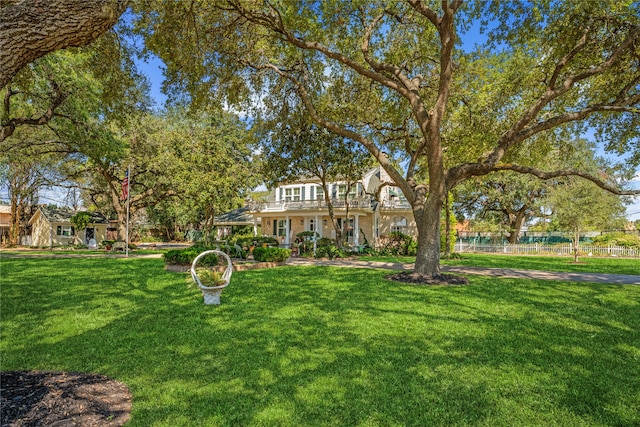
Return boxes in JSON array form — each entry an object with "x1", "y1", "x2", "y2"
[{"x1": 286, "y1": 258, "x2": 640, "y2": 285}]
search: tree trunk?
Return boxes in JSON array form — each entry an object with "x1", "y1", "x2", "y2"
[
  {"x1": 8, "y1": 195, "x2": 22, "y2": 247},
  {"x1": 444, "y1": 192, "x2": 452, "y2": 257},
  {"x1": 0, "y1": 0, "x2": 128, "y2": 88},
  {"x1": 321, "y1": 181, "x2": 343, "y2": 247},
  {"x1": 573, "y1": 227, "x2": 580, "y2": 263},
  {"x1": 413, "y1": 191, "x2": 444, "y2": 277},
  {"x1": 507, "y1": 209, "x2": 528, "y2": 244}
]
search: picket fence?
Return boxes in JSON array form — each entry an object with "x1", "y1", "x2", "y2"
[{"x1": 455, "y1": 241, "x2": 640, "y2": 258}]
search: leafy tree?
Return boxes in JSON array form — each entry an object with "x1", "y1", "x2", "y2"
[
  {"x1": 2, "y1": 30, "x2": 149, "y2": 146},
  {"x1": 77, "y1": 110, "x2": 258, "y2": 241},
  {"x1": 0, "y1": 0, "x2": 128, "y2": 88},
  {"x1": 454, "y1": 172, "x2": 549, "y2": 243},
  {"x1": 69, "y1": 211, "x2": 92, "y2": 244},
  {"x1": 259, "y1": 112, "x2": 373, "y2": 247},
  {"x1": 135, "y1": 1, "x2": 640, "y2": 278},
  {"x1": 0, "y1": 130, "x2": 57, "y2": 245},
  {"x1": 547, "y1": 178, "x2": 626, "y2": 262}
]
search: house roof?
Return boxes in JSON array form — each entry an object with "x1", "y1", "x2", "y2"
[
  {"x1": 30, "y1": 206, "x2": 109, "y2": 225},
  {"x1": 213, "y1": 207, "x2": 258, "y2": 226}
]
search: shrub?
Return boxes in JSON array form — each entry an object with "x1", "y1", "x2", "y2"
[
  {"x1": 378, "y1": 232, "x2": 417, "y2": 256},
  {"x1": 230, "y1": 235, "x2": 280, "y2": 248},
  {"x1": 295, "y1": 231, "x2": 319, "y2": 256},
  {"x1": 315, "y1": 238, "x2": 348, "y2": 259},
  {"x1": 185, "y1": 229, "x2": 204, "y2": 243},
  {"x1": 252, "y1": 247, "x2": 291, "y2": 262},
  {"x1": 163, "y1": 246, "x2": 218, "y2": 266},
  {"x1": 195, "y1": 268, "x2": 226, "y2": 287},
  {"x1": 591, "y1": 232, "x2": 640, "y2": 248},
  {"x1": 218, "y1": 243, "x2": 247, "y2": 259}
]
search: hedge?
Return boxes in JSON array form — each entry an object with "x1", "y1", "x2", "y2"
[
  {"x1": 252, "y1": 247, "x2": 291, "y2": 262},
  {"x1": 163, "y1": 246, "x2": 218, "y2": 266}
]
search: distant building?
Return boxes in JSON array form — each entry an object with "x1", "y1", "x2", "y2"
[
  {"x1": 28, "y1": 206, "x2": 109, "y2": 247},
  {"x1": 0, "y1": 205, "x2": 10, "y2": 244}
]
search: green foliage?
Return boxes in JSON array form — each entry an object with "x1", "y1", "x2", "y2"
[
  {"x1": 314, "y1": 238, "x2": 348, "y2": 259},
  {"x1": 378, "y1": 232, "x2": 417, "y2": 257},
  {"x1": 70, "y1": 211, "x2": 92, "y2": 231},
  {"x1": 195, "y1": 268, "x2": 225, "y2": 287},
  {"x1": 591, "y1": 232, "x2": 640, "y2": 249},
  {"x1": 184, "y1": 229, "x2": 204, "y2": 242},
  {"x1": 132, "y1": 0, "x2": 640, "y2": 276},
  {"x1": 252, "y1": 246, "x2": 291, "y2": 262},
  {"x1": 295, "y1": 231, "x2": 319, "y2": 256},
  {"x1": 296, "y1": 231, "x2": 319, "y2": 239},
  {"x1": 163, "y1": 246, "x2": 218, "y2": 266},
  {"x1": 229, "y1": 235, "x2": 279, "y2": 249}
]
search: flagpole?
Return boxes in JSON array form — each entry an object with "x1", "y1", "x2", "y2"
[{"x1": 125, "y1": 165, "x2": 130, "y2": 258}]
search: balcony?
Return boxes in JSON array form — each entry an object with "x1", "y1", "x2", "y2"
[
  {"x1": 380, "y1": 199, "x2": 412, "y2": 209},
  {"x1": 256, "y1": 197, "x2": 374, "y2": 212}
]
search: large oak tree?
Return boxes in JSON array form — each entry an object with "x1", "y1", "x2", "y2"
[
  {"x1": 0, "y1": 0, "x2": 128, "y2": 89},
  {"x1": 136, "y1": 0, "x2": 640, "y2": 278}
]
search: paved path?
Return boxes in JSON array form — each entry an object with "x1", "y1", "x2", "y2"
[{"x1": 286, "y1": 258, "x2": 640, "y2": 285}]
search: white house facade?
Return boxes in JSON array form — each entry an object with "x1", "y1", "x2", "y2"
[{"x1": 251, "y1": 167, "x2": 417, "y2": 247}]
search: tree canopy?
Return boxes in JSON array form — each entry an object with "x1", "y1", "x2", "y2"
[{"x1": 134, "y1": 0, "x2": 639, "y2": 277}]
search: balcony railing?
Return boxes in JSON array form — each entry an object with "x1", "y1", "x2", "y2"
[
  {"x1": 252, "y1": 196, "x2": 413, "y2": 212},
  {"x1": 257, "y1": 197, "x2": 374, "y2": 212},
  {"x1": 380, "y1": 199, "x2": 412, "y2": 209}
]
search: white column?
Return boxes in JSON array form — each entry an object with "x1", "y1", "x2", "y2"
[
  {"x1": 354, "y1": 214, "x2": 360, "y2": 246},
  {"x1": 316, "y1": 214, "x2": 322, "y2": 238},
  {"x1": 285, "y1": 215, "x2": 290, "y2": 247}
]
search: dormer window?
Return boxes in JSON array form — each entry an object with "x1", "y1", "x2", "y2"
[{"x1": 284, "y1": 187, "x2": 301, "y2": 202}]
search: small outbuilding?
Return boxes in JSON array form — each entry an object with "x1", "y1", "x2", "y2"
[
  {"x1": 28, "y1": 206, "x2": 109, "y2": 247},
  {"x1": 212, "y1": 206, "x2": 260, "y2": 239}
]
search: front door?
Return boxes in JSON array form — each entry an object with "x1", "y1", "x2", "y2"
[{"x1": 85, "y1": 227, "x2": 95, "y2": 244}]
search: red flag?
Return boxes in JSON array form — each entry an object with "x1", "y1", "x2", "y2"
[{"x1": 120, "y1": 170, "x2": 129, "y2": 200}]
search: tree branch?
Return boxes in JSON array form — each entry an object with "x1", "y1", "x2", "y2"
[
  {"x1": 0, "y1": 0, "x2": 128, "y2": 88},
  {"x1": 259, "y1": 61, "x2": 416, "y2": 202},
  {"x1": 480, "y1": 24, "x2": 640, "y2": 168},
  {"x1": 0, "y1": 78, "x2": 69, "y2": 143},
  {"x1": 493, "y1": 163, "x2": 639, "y2": 196}
]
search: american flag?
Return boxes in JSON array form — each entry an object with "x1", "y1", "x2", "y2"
[{"x1": 120, "y1": 169, "x2": 129, "y2": 201}]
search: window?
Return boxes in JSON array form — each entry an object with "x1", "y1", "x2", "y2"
[
  {"x1": 56, "y1": 225, "x2": 75, "y2": 236},
  {"x1": 338, "y1": 184, "x2": 357, "y2": 199},
  {"x1": 337, "y1": 218, "x2": 354, "y2": 238},
  {"x1": 277, "y1": 219, "x2": 287, "y2": 236},
  {"x1": 308, "y1": 219, "x2": 315, "y2": 232},
  {"x1": 391, "y1": 216, "x2": 408, "y2": 234},
  {"x1": 316, "y1": 187, "x2": 324, "y2": 201},
  {"x1": 285, "y1": 187, "x2": 301, "y2": 202}
]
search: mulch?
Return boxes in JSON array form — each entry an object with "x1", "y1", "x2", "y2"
[
  {"x1": 1, "y1": 371, "x2": 131, "y2": 427},
  {"x1": 386, "y1": 271, "x2": 470, "y2": 285}
]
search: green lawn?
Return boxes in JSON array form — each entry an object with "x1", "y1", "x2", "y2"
[
  {"x1": 360, "y1": 253, "x2": 640, "y2": 275},
  {"x1": 1, "y1": 257, "x2": 639, "y2": 426}
]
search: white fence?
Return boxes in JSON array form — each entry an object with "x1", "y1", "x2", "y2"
[{"x1": 455, "y1": 241, "x2": 640, "y2": 258}]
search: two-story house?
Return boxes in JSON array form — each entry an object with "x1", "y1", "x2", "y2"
[{"x1": 251, "y1": 167, "x2": 417, "y2": 247}]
